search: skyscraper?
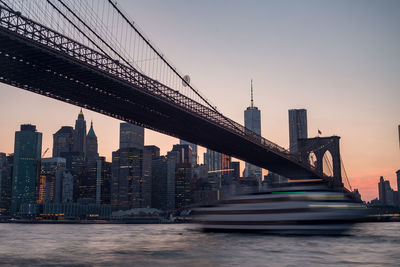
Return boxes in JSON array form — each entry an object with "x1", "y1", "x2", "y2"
[
  {"x1": 0, "y1": 153, "x2": 13, "y2": 215},
  {"x1": 62, "y1": 170, "x2": 74, "y2": 203},
  {"x1": 378, "y1": 176, "x2": 396, "y2": 206},
  {"x1": 111, "y1": 122, "x2": 149, "y2": 210},
  {"x1": 59, "y1": 151, "x2": 85, "y2": 201},
  {"x1": 398, "y1": 125, "x2": 400, "y2": 149},
  {"x1": 96, "y1": 156, "x2": 112, "y2": 205},
  {"x1": 151, "y1": 156, "x2": 175, "y2": 210},
  {"x1": 221, "y1": 154, "x2": 232, "y2": 177},
  {"x1": 119, "y1": 123, "x2": 144, "y2": 150},
  {"x1": 243, "y1": 80, "x2": 262, "y2": 183},
  {"x1": 397, "y1": 170, "x2": 400, "y2": 206},
  {"x1": 55, "y1": 122, "x2": 83, "y2": 202},
  {"x1": 86, "y1": 121, "x2": 99, "y2": 167},
  {"x1": 180, "y1": 140, "x2": 197, "y2": 167},
  {"x1": 144, "y1": 146, "x2": 160, "y2": 159},
  {"x1": 204, "y1": 149, "x2": 232, "y2": 185},
  {"x1": 205, "y1": 149, "x2": 221, "y2": 174},
  {"x1": 288, "y1": 109, "x2": 308, "y2": 153},
  {"x1": 82, "y1": 121, "x2": 99, "y2": 201},
  {"x1": 72, "y1": 109, "x2": 87, "y2": 156},
  {"x1": 52, "y1": 126, "x2": 74, "y2": 157},
  {"x1": 141, "y1": 146, "x2": 161, "y2": 208},
  {"x1": 38, "y1": 157, "x2": 66, "y2": 204},
  {"x1": 11, "y1": 124, "x2": 42, "y2": 215},
  {"x1": 111, "y1": 147, "x2": 143, "y2": 210},
  {"x1": 169, "y1": 144, "x2": 193, "y2": 209}
]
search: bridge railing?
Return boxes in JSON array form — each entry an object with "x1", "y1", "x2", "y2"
[{"x1": 0, "y1": 5, "x2": 320, "y2": 176}]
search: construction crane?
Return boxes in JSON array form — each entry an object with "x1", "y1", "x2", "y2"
[
  {"x1": 208, "y1": 169, "x2": 234, "y2": 174},
  {"x1": 42, "y1": 148, "x2": 49, "y2": 158}
]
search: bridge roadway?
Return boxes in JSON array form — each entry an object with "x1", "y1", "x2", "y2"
[{"x1": 0, "y1": 6, "x2": 326, "y2": 180}]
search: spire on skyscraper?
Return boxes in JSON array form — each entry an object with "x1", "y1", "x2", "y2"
[
  {"x1": 244, "y1": 79, "x2": 262, "y2": 184},
  {"x1": 87, "y1": 120, "x2": 96, "y2": 137},
  {"x1": 73, "y1": 109, "x2": 87, "y2": 155},
  {"x1": 78, "y1": 108, "x2": 84, "y2": 120},
  {"x1": 251, "y1": 79, "x2": 254, "y2": 108}
]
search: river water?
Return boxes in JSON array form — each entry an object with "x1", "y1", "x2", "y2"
[{"x1": 0, "y1": 222, "x2": 399, "y2": 266}]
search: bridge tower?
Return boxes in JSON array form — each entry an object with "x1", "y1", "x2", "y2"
[{"x1": 297, "y1": 136, "x2": 343, "y2": 187}]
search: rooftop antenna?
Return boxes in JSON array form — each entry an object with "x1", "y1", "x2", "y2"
[{"x1": 251, "y1": 79, "x2": 254, "y2": 108}]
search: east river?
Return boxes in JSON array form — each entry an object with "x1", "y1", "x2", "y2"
[{"x1": 0, "y1": 222, "x2": 399, "y2": 266}]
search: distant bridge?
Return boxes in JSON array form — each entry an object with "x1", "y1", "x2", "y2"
[{"x1": 0, "y1": 1, "x2": 346, "y2": 186}]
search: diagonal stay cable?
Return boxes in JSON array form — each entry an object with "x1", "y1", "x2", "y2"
[
  {"x1": 47, "y1": 0, "x2": 174, "y2": 103},
  {"x1": 106, "y1": 0, "x2": 245, "y2": 136},
  {"x1": 340, "y1": 155, "x2": 352, "y2": 191}
]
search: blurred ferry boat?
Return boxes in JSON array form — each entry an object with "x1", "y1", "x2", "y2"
[{"x1": 193, "y1": 181, "x2": 369, "y2": 234}]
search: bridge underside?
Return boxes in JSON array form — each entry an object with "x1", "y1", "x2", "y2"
[{"x1": 0, "y1": 26, "x2": 322, "y2": 180}]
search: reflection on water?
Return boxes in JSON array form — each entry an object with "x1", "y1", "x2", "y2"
[{"x1": 0, "y1": 223, "x2": 399, "y2": 266}]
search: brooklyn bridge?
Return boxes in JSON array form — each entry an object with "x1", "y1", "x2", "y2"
[{"x1": 0, "y1": 0, "x2": 352, "y2": 192}]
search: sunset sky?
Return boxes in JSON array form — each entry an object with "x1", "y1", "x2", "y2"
[{"x1": 0, "y1": 0, "x2": 399, "y2": 201}]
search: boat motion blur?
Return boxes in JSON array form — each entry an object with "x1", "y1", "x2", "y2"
[{"x1": 193, "y1": 181, "x2": 369, "y2": 234}]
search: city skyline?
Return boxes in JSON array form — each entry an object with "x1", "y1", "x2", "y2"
[{"x1": 0, "y1": 0, "x2": 399, "y2": 201}]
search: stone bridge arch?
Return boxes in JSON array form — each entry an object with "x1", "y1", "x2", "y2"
[{"x1": 297, "y1": 136, "x2": 342, "y2": 186}]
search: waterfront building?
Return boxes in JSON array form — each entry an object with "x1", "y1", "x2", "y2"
[
  {"x1": 169, "y1": 145, "x2": 193, "y2": 209},
  {"x1": 44, "y1": 202, "x2": 112, "y2": 219},
  {"x1": 0, "y1": 153, "x2": 13, "y2": 215},
  {"x1": 243, "y1": 80, "x2": 262, "y2": 183},
  {"x1": 397, "y1": 170, "x2": 400, "y2": 206},
  {"x1": 378, "y1": 176, "x2": 396, "y2": 206},
  {"x1": 96, "y1": 157, "x2": 112, "y2": 205},
  {"x1": 119, "y1": 123, "x2": 144, "y2": 150},
  {"x1": 378, "y1": 176, "x2": 386, "y2": 204},
  {"x1": 11, "y1": 124, "x2": 42, "y2": 215},
  {"x1": 19, "y1": 202, "x2": 112, "y2": 220},
  {"x1": 72, "y1": 109, "x2": 87, "y2": 157},
  {"x1": 111, "y1": 147, "x2": 143, "y2": 210},
  {"x1": 38, "y1": 157, "x2": 66, "y2": 204},
  {"x1": 151, "y1": 156, "x2": 175, "y2": 210},
  {"x1": 288, "y1": 109, "x2": 308, "y2": 153},
  {"x1": 52, "y1": 126, "x2": 74, "y2": 157},
  {"x1": 180, "y1": 139, "x2": 197, "y2": 167}
]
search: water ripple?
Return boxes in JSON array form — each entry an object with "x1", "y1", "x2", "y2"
[{"x1": 0, "y1": 223, "x2": 399, "y2": 266}]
